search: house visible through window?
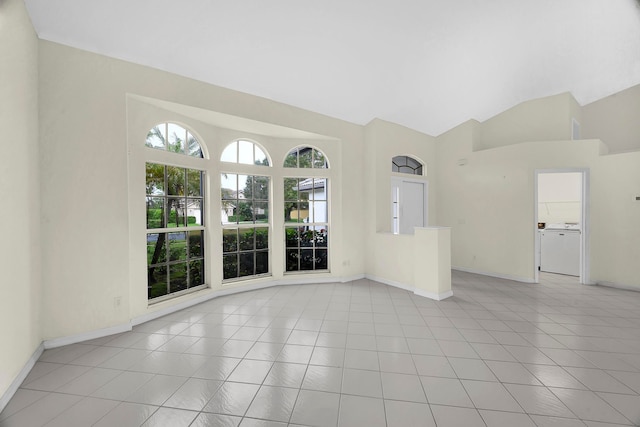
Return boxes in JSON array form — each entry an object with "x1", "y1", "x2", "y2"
[{"x1": 284, "y1": 147, "x2": 329, "y2": 272}]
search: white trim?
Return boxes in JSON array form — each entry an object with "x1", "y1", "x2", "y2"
[
  {"x1": 340, "y1": 274, "x2": 366, "y2": 283},
  {"x1": 134, "y1": 274, "x2": 365, "y2": 327},
  {"x1": 272, "y1": 276, "x2": 354, "y2": 286},
  {"x1": 0, "y1": 343, "x2": 44, "y2": 414},
  {"x1": 365, "y1": 274, "x2": 414, "y2": 292},
  {"x1": 44, "y1": 323, "x2": 132, "y2": 350},
  {"x1": 581, "y1": 171, "x2": 591, "y2": 285},
  {"x1": 571, "y1": 118, "x2": 581, "y2": 140},
  {"x1": 534, "y1": 168, "x2": 590, "y2": 285},
  {"x1": 365, "y1": 275, "x2": 454, "y2": 301},
  {"x1": 452, "y1": 266, "x2": 536, "y2": 284},
  {"x1": 40, "y1": 275, "x2": 366, "y2": 350},
  {"x1": 596, "y1": 281, "x2": 640, "y2": 292},
  {"x1": 414, "y1": 289, "x2": 453, "y2": 301},
  {"x1": 134, "y1": 282, "x2": 276, "y2": 326}
]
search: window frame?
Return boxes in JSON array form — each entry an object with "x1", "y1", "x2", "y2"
[
  {"x1": 219, "y1": 140, "x2": 273, "y2": 283},
  {"x1": 283, "y1": 146, "x2": 330, "y2": 274},
  {"x1": 220, "y1": 172, "x2": 272, "y2": 282},
  {"x1": 391, "y1": 155, "x2": 424, "y2": 176},
  {"x1": 144, "y1": 123, "x2": 208, "y2": 303},
  {"x1": 221, "y1": 139, "x2": 271, "y2": 166}
]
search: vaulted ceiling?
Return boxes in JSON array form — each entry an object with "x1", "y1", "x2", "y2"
[{"x1": 24, "y1": 0, "x2": 640, "y2": 136}]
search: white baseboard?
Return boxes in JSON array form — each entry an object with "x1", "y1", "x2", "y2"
[
  {"x1": 596, "y1": 281, "x2": 640, "y2": 293},
  {"x1": 340, "y1": 274, "x2": 366, "y2": 283},
  {"x1": 0, "y1": 342, "x2": 44, "y2": 414},
  {"x1": 365, "y1": 274, "x2": 414, "y2": 292},
  {"x1": 365, "y1": 274, "x2": 454, "y2": 301},
  {"x1": 414, "y1": 289, "x2": 454, "y2": 301},
  {"x1": 44, "y1": 323, "x2": 132, "y2": 350},
  {"x1": 40, "y1": 275, "x2": 366, "y2": 349},
  {"x1": 133, "y1": 274, "x2": 366, "y2": 327},
  {"x1": 452, "y1": 266, "x2": 536, "y2": 284}
]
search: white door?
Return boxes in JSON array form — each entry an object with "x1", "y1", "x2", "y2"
[
  {"x1": 392, "y1": 178, "x2": 427, "y2": 234},
  {"x1": 400, "y1": 181, "x2": 425, "y2": 234}
]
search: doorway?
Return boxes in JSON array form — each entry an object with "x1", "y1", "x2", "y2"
[
  {"x1": 534, "y1": 169, "x2": 590, "y2": 284},
  {"x1": 391, "y1": 177, "x2": 428, "y2": 234}
]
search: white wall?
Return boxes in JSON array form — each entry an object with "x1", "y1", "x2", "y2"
[
  {"x1": 582, "y1": 84, "x2": 640, "y2": 153},
  {"x1": 38, "y1": 40, "x2": 365, "y2": 339},
  {"x1": 537, "y1": 172, "x2": 582, "y2": 224},
  {"x1": 362, "y1": 119, "x2": 443, "y2": 290},
  {"x1": 363, "y1": 118, "x2": 437, "y2": 234},
  {"x1": 433, "y1": 88, "x2": 639, "y2": 287},
  {"x1": 590, "y1": 151, "x2": 640, "y2": 287},
  {"x1": 0, "y1": 0, "x2": 41, "y2": 405},
  {"x1": 475, "y1": 93, "x2": 578, "y2": 151},
  {"x1": 366, "y1": 227, "x2": 452, "y2": 300},
  {"x1": 437, "y1": 127, "x2": 640, "y2": 288}
]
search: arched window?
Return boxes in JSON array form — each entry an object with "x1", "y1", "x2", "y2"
[
  {"x1": 146, "y1": 122, "x2": 203, "y2": 158},
  {"x1": 145, "y1": 123, "x2": 206, "y2": 301},
  {"x1": 284, "y1": 146, "x2": 329, "y2": 272},
  {"x1": 392, "y1": 155, "x2": 423, "y2": 175},
  {"x1": 220, "y1": 140, "x2": 271, "y2": 280},
  {"x1": 284, "y1": 146, "x2": 328, "y2": 168},
  {"x1": 221, "y1": 139, "x2": 270, "y2": 166}
]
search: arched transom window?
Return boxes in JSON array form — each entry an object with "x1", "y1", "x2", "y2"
[
  {"x1": 221, "y1": 139, "x2": 270, "y2": 166},
  {"x1": 392, "y1": 155, "x2": 423, "y2": 175},
  {"x1": 146, "y1": 122, "x2": 203, "y2": 158},
  {"x1": 284, "y1": 146, "x2": 328, "y2": 169}
]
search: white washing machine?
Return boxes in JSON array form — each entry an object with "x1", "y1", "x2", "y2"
[{"x1": 540, "y1": 224, "x2": 580, "y2": 276}]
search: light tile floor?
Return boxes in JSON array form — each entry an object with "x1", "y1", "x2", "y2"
[{"x1": 2, "y1": 271, "x2": 640, "y2": 426}]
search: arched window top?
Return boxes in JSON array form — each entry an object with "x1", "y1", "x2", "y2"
[
  {"x1": 392, "y1": 155, "x2": 423, "y2": 175},
  {"x1": 146, "y1": 122, "x2": 203, "y2": 158},
  {"x1": 284, "y1": 146, "x2": 329, "y2": 169},
  {"x1": 221, "y1": 139, "x2": 270, "y2": 166}
]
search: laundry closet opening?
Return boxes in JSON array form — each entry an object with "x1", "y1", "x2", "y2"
[{"x1": 534, "y1": 170, "x2": 590, "y2": 284}]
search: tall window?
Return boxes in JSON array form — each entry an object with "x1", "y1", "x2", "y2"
[
  {"x1": 145, "y1": 124, "x2": 205, "y2": 301},
  {"x1": 221, "y1": 140, "x2": 271, "y2": 280},
  {"x1": 284, "y1": 147, "x2": 329, "y2": 272}
]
